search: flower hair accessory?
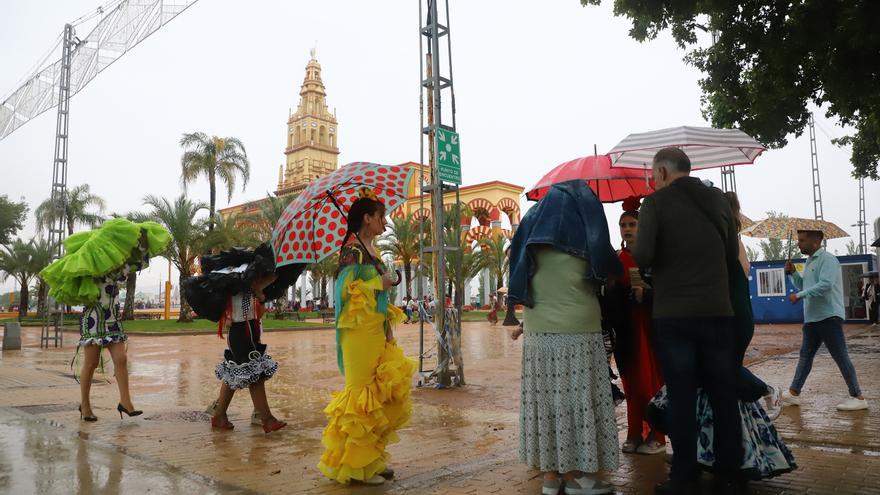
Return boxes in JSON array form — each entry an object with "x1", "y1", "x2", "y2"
[
  {"x1": 622, "y1": 196, "x2": 641, "y2": 213},
  {"x1": 358, "y1": 187, "x2": 378, "y2": 201}
]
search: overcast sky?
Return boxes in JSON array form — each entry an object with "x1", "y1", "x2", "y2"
[{"x1": 2, "y1": 0, "x2": 878, "y2": 296}]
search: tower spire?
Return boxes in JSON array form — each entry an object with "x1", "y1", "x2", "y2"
[{"x1": 277, "y1": 51, "x2": 339, "y2": 196}]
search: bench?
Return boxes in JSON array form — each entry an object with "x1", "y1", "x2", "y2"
[
  {"x1": 320, "y1": 310, "x2": 336, "y2": 324},
  {"x1": 273, "y1": 312, "x2": 305, "y2": 322}
]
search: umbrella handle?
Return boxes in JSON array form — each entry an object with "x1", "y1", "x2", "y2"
[
  {"x1": 391, "y1": 269, "x2": 403, "y2": 287},
  {"x1": 786, "y1": 231, "x2": 793, "y2": 262}
]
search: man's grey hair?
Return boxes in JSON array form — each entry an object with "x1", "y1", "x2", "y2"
[{"x1": 652, "y1": 147, "x2": 692, "y2": 173}]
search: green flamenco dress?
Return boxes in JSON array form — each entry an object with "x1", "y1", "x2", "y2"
[{"x1": 40, "y1": 218, "x2": 170, "y2": 349}]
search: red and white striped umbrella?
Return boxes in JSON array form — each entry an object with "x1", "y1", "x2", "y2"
[
  {"x1": 608, "y1": 126, "x2": 766, "y2": 170},
  {"x1": 271, "y1": 162, "x2": 415, "y2": 267}
]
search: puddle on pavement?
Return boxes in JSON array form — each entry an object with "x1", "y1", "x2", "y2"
[{"x1": 144, "y1": 410, "x2": 212, "y2": 423}]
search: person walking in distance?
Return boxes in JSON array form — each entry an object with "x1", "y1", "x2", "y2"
[
  {"x1": 781, "y1": 230, "x2": 868, "y2": 411},
  {"x1": 633, "y1": 147, "x2": 742, "y2": 495}
]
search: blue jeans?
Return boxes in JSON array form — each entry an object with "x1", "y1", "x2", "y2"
[
  {"x1": 790, "y1": 317, "x2": 861, "y2": 397},
  {"x1": 653, "y1": 317, "x2": 742, "y2": 481}
]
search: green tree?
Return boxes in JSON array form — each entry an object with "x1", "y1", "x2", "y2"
[
  {"x1": 0, "y1": 238, "x2": 41, "y2": 318},
  {"x1": 0, "y1": 195, "x2": 28, "y2": 245},
  {"x1": 29, "y1": 238, "x2": 55, "y2": 318},
  {"x1": 476, "y1": 233, "x2": 509, "y2": 291},
  {"x1": 179, "y1": 132, "x2": 250, "y2": 232},
  {"x1": 309, "y1": 253, "x2": 338, "y2": 308},
  {"x1": 142, "y1": 194, "x2": 208, "y2": 322},
  {"x1": 845, "y1": 240, "x2": 860, "y2": 256},
  {"x1": 746, "y1": 245, "x2": 760, "y2": 263},
  {"x1": 35, "y1": 184, "x2": 106, "y2": 236},
  {"x1": 250, "y1": 193, "x2": 295, "y2": 239},
  {"x1": 582, "y1": 0, "x2": 880, "y2": 179},
  {"x1": 202, "y1": 212, "x2": 261, "y2": 253},
  {"x1": 379, "y1": 213, "x2": 426, "y2": 300}
]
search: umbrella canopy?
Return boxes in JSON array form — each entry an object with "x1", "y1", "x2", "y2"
[
  {"x1": 525, "y1": 154, "x2": 654, "y2": 203},
  {"x1": 740, "y1": 217, "x2": 849, "y2": 240},
  {"x1": 608, "y1": 126, "x2": 766, "y2": 170},
  {"x1": 739, "y1": 213, "x2": 755, "y2": 231},
  {"x1": 271, "y1": 162, "x2": 414, "y2": 267}
]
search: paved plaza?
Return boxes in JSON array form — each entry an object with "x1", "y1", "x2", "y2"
[{"x1": 0, "y1": 321, "x2": 877, "y2": 494}]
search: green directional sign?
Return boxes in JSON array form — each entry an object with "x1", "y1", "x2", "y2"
[{"x1": 436, "y1": 127, "x2": 461, "y2": 185}]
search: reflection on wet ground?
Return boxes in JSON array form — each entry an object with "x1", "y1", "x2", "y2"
[{"x1": 0, "y1": 321, "x2": 877, "y2": 494}]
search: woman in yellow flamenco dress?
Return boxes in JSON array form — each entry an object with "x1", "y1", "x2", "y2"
[{"x1": 318, "y1": 190, "x2": 416, "y2": 486}]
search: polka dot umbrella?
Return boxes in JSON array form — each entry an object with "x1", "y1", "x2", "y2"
[{"x1": 271, "y1": 162, "x2": 415, "y2": 267}]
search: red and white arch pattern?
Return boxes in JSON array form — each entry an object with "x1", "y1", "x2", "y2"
[{"x1": 497, "y1": 197, "x2": 521, "y2": 224}]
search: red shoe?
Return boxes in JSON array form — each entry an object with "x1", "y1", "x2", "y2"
[
  {"x1": 211, "y1": 416, "x2": 234, "y2": 430},
  {"x1": 262, "y1": 418, "x2": 287, "y2": 434}
]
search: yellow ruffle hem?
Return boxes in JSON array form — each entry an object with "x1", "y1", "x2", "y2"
[{"x1": 318, "y1": 277, "x2": 415, "y2": 484}]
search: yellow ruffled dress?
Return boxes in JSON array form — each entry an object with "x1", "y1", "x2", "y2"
[{"x1": 318, "y1": 245, "x2": 416, "y2": 483}]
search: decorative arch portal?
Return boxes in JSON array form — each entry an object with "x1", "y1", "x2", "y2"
[
  {"x1": 390, "y1": 207, "x2": 405, "y2": 219},
  {"x1": 467, "y1": 198, "x2": 493, "y2": 227},
  {"x1": 466, "y1": 225, "x2": 493, "y2": 244},
  {"x1": 413, "y1": 208, "x2": 431, "y2": 221},
  {"x1": 496, "y1": 197, "x2": 521, "y2": 226}
]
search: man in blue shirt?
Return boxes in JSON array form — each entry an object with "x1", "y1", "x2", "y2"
[{"x1": 781, "y1": 230, "x2": 867, "y2": 411}]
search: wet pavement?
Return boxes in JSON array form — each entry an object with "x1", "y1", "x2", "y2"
[{"x1": 0, "y1": 321, "x2": 877, "y2": 494}]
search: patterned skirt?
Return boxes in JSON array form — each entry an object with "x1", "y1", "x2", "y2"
[
  {"x1": 648, "y1": 387, "x2": 797, "y2": 479},
  {"x1": 79, "y1": 304, "x2": 127, "y2": 346},
  {"x1": 215, "y1": 320, "x2": 278, "y2": 390},
  {"x1": 519, "y1": 332, "x2": 619, "y2": 474}
]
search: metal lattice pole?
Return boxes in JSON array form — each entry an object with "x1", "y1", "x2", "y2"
[
  {"x1": 808, "y1": 113, "x2": 824, "y2": 221},
  {"x1": 857, "y1": 177, "x2": 867, "y2": 254},
  {"x1": 720, "y1": 165, "x2": 737, "y2": 193},
  {"x1": 42, "y1": 24, "x2": 74, "y2": 349},
  {"x1": 418, "y1": 0, "x2": 462, "y2": 387}
]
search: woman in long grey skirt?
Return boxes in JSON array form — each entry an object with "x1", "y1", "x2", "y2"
[{"x1": 508, "y1": 180, "x2": 622, "y2": 495}]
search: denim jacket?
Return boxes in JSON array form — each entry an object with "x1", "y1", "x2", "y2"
[{"x1": 508, "y1": 179, "x2": 622, "y2": 307}]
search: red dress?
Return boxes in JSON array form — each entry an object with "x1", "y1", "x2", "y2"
[{"x1": 618, "y1": 248, "x2": 665, "y2": 443}]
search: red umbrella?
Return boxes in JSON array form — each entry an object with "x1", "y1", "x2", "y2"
[
  {"x1": 271, "y1": 162, "x2": 414, "y2": 266},
  {"x1": 526, "y1": 154, "x2": 654, "y2": 203}
]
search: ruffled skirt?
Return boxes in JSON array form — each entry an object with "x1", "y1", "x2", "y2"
[
  {"x1": 648, "y1": 386, "x2": 797, "y2": 479},
  {"x1": 215, "y1": 321, "x2": 278, "y2": 390},
  {"x1": 318, "y1": 333, "x2": 416, "y2": 484}
]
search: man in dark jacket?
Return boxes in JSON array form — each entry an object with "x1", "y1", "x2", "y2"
[{"x1": 633, "y1": 147, "x2": 742, "y2": 494}]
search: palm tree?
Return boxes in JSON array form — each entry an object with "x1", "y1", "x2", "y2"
[
  {"x1": 446, "y1": 234, "x2": 485, "y2": 308},
  {"x1": 179, "y1": 132, "x2": 250, "y2": 232},
  {"x1": 202, "y1": 212, "x2": 261, "y2": 253},
  {"x1": 142, "y1": 194, "x2": 208, "y2": 323},
  {"x1": 379, "y1": 213, "x2": 427, "y2": 300},
  {"x1": 477, "y1": 233, "x2": 510, "y2": 291},
  {"x1": 29, "y1": 238, "x2": 55, "y2": 318},
  {"x1": 35, "y1": 184, "x2": 106, "y2": 236},
  {"x1": 0, "y1": 238, "x2": 40, "y2": 318},
  {"x1": 309, "y1": 254, "x2": 338, "y2": 308},
  {"x1": 250, "y1": 192, "x2": 295, "y2": 239}
]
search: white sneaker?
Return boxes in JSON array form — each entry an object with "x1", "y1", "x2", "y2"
[
  {"x1": 636, "y1": 440, "x2": 666, "y2": 455},
  {"x1": 764, "y1": 386, "x2": 782, "y2": 420},
  {"x1": 204, "y1": 399, "x2": 218, "y2": 415},
  {"x1": 836, "y1": 397, "x2": 868, "y2": 411},
  {"x1": 564, "y1": 476, "x2": 613, "y2": 495},
  {"x1": 780, "y1": 390, "x2": 801, "y2": 407},
  {"x1": 621, "y1": 439, "x2": 639, "y2": 454},
  {"x1": 357, "y1": 475, "x2": 385, "y2": 485},
  {"x1": 542, "y1": 478, "x2": 562, "y2": 495},
  {"x1": 251, "y1": 410, "x2": 262, "y2": 425}
]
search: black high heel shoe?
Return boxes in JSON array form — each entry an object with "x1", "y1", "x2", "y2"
[
  {"x1": 78, "y1": 405, "x2": 97, "y2": 422},
  {"x1": 117, "y1": 403, "x2": 143, "y2": 419}
]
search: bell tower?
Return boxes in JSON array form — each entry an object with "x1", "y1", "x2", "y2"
[{"x1": 277, "y1": 49, "x2": 339, "y2": 195}]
